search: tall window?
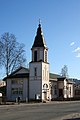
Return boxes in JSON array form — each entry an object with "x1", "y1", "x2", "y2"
[
  {"x1": 18, "y1": 87, "x2": 23, "y2": 94},
  {"x1": 54, "y1": 85, "x2": 57, "y2": 95},
  {"x1": 45, "y1": 51, "x2": 47, "y2": 62},
  {"x1": 70, "y1": 87, "x2": 71, "y2": 95},
  {"x1": 34, "y1": 51, "x2": 37, "y2": 62},
  {"x1": 34, "y1": 67, "x2": 37, "y2": 77}
]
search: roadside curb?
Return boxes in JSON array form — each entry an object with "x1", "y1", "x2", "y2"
[{"x1": 0, "y1": 100, "x2": 80, "y2": 107}]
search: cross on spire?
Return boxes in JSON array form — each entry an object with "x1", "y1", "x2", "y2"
[{"x1": 39, "y1": 19, "x2": 41, "y2": 24}]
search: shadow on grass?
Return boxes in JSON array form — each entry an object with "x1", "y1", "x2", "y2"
[{"x1": 64, "y1": 118, "x2": 80, "y2": 120}]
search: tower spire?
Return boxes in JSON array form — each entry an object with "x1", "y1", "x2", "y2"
[{"x1": 32, "y1": 21, "x2": 47, "y2": 48}]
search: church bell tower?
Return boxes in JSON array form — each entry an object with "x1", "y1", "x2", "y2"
[{"x1": 29, "y1": 22, "x2": 50, "y2": 101}]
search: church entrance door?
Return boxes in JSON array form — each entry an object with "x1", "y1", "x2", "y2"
[{"x1": 44, "y1": 92, "x2": 47, "y2": 100}]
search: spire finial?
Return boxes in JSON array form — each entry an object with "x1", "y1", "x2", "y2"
[
  {"x1": 39, "y1": 19, "x2": 41, "y2": 24},
  {"x1": 39, "y1": 19, "x2": 41, "y2": 27}
]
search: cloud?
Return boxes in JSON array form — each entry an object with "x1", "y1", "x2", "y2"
[
  {"x1": 70, "y1": 42, "x2": 75, "y2": 46},
  {"x1": 76, "y1": 53, "x2": 80, "y2": 58},
  {"x1": 74, "y1": 47, "x2": 80, "y2": 52},
  {"x1": 70, "y1": 42, "x2": 80, "y2": 58},
  {"x1": 73, "y1": 47, "x2": 80, "y2": 58}
]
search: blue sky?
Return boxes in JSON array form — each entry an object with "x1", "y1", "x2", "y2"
[{"x1": 0, "y1": 0, "x2": 80, "y2": 79}]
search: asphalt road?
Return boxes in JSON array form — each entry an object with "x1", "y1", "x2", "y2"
[{"x1": 0, "y1": 101, "x2": 80, "y2": 120}]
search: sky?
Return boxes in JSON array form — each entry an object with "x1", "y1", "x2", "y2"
[{"x1": 0, "y1": 0, "x2": 80, "y2": 79}]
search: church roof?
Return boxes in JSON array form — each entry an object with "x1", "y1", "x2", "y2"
[
  {"x1": 3, "y1": 66, "x2": 29, "y2": 81},
  {"x1": 50, "y1": 73, "x2": 61, "y2": 80},
  {"x1": 32, "y1": 23, "x2": 47, "y2": 48}
]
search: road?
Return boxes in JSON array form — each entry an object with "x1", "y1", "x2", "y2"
[{"x1": 0, "y1": 101, "x2": 80, "y2": 120}]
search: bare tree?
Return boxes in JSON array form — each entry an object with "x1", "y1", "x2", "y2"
[
  {"x1": 0, "y1": 32, "x2": 26, "y2": 77},
  {"x1": 0, "y1": 41, "x2": 3, "y2": 65},
  {"x1": 61, "y1": 65, "x2": 68, "y2": 78}
]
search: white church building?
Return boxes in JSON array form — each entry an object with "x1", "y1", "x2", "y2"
[{"x1": 4, "y1": 23, "x2": 74, "y2": 102}]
